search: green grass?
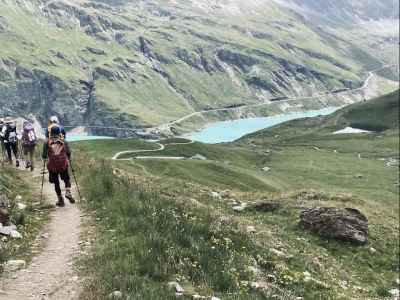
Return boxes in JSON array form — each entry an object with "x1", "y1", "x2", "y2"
[
  {"x1": 135, "y1": 160, "x2": 274, "y2": 192},
  {"x1": 0, "y1": 166, "x2": 50, "y2": 269},
  {"x1": 73, "y1": 116, "x2": 399, "y2": 299},
  {"x1": 78, "y1": 160, "x2": 286, "y2": 300},
  {"x1": 335, "y1": 90, "x2": 399, "y2": 131},
  {"x1": 73, "y1": 139, "x2": 160, "y2": 158}
]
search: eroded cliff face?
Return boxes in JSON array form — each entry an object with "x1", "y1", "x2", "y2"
[{"x1": 0, "y1": 0, "x2": 398, "y2": 129}]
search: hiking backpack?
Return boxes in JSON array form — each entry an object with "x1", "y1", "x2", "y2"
[
  {"x1": 47, "y1": 138, "x2": 69, "y2": 173},
  {"x1": 48, "y1": 123, "x2": 65, "y2": 140},
  {"x1": 6, "y1": 124, "x2": 17, "y2": 144},
  {"x1": 22, "y1": 124, "x2": 37, "y2": 146}
]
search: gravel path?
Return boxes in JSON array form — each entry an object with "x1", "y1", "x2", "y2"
[
  {"x1": 0, "y1": 168, "x2": 82, "y2": 300},
  {"x1": 112, "y1": 140, "x2": 194, "y2": 160}
]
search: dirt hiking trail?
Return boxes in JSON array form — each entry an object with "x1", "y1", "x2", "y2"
[{"x1": 0, "y1": 166, "x2": 82, "y2": 300}]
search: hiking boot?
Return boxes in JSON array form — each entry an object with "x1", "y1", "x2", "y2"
[
  {"x1": 15, "y1": 160, "x2": 19, "y2": 168},
  {"x1": 65, "y1": 189, "x2": 75, "y2": 204},
  {"x1": 25, "y1": 161, "x2": 31, "y2": 169},
  {"x1": 56, "y1": 195, "x2": 65, "y2": 207}
]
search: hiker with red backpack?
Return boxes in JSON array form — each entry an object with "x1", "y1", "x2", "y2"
[
  {"x1": 21, "y1": 120, "x2": 37, "y2": 171},
  {"x1": 42, "y1": 125, "x2": 75, "y2": 207}
]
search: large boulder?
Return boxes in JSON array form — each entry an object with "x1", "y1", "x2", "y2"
[
  {"x1": 252, "y1": 201, "x2": 281, "y2": 212},
  {"x1": 299, "y1": 207, "x2": 368, "y2": 244},
  {"x1": 0, "y1": 208, "x2": 10, "y2": 226}
]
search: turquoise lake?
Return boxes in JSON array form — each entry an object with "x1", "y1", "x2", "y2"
[
  {"x1": 67, "y1": 135, "x2": 115, "y2": 142},
  {"x1": 188, "y1": 107, "x2": 340, "y2": 144}
]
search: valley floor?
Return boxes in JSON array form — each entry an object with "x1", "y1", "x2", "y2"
[{"x1": 72, "y1": 123, "x2": 399, "y2": 299}]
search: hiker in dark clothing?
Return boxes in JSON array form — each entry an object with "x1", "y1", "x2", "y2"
[
  {"x1": 45, "y1": 116, "x2": 66, "y2": 140},
  {"x1": 42, "y1": 126, "x2": 75, "y2": 207},
  {"x1": 0, "y1": 118, "x2": 5, "y2": 162},
  {"x1": 1, "y1": 117, "x2": 20, "y2": 167}
]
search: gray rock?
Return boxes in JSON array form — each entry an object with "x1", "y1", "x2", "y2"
[
  {"x1": 167, "y1": 282, "x2": 184, "y2": 293},
  {"x1": 17, "y1": 203, "x2": 27, "y2": 210},
  {"x1": 0, "y1": 208, "x2": 10, "y2": 225},
  {"x1": 0, "y1": 224, "x2": 17, "y2": 236},
  {"x1": 86, "y1": 47, "x2": 106, "y2": 55},
  {"x1": 10, "y1": 230, "x2": 22, "y2": 239},
  {"x1": 108, "y1": 291, "x2": 123, "y2": 299},
  {"x1": 389, "y1": 288, "x2": 399, "y2": 298},
  {"x1": 270, "y1": 248, "x2": 286, "y2": 257},
  {"x1": 247, "y1": 226, "x2": 256, "y2": 234},
  {"x1": 233, "y1": 203, "x2": 248, "y2": 212},
  {"x1": 210, "y1": 192, "x2": 221, "y2": 200},
  {"x1": 94, "y1": 66, "x2": 122, "y2": 81},
  {"x1": 3, "y1": 259, "x2": 26, "y2": 272},
  {"x1": 252, "y1": 201, "x2": 281, "y2": 212},
  {"x1": 299, "y1": 207, "x2": 368, "y2": 244}
]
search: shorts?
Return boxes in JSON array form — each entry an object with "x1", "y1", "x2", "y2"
[
  {"x1": 49, "y1": 169, "x2": 70, "y2": 184},
  {"x1": 23, "y1": 144, "x2": 36, "y2": 155}
]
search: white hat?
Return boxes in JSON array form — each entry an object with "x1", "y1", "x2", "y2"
[
  {"x1": 50, "y1": 116, "x2": 59, "y2": 124},
  {"x1": 4, "y1": 117, "x2": 14, "y2": 124}
]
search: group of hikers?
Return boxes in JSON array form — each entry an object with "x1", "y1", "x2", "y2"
[{"x1": 0, "y1": 116, "x2": 75, "y2": 207}]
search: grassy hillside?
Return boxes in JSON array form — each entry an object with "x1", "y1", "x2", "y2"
[
  {"x1": 239, "y1": 90, "x2": 399, "y2": 144},
  {"x1": 74, "y1": 90, "x2": 399, "y2": 299},
  {"x1": 334, "y1": 90, "x2": 399, "y2": 131},
  {"x1": 0, "y1": 0, "x2": 398, "y2": 128}
]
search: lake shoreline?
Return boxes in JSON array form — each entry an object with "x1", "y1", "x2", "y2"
[{"x1": 184, "y1": 106, "x2": 341, "y2": 144}]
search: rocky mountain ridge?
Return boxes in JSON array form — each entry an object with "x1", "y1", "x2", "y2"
[{"x1": 0, "y1": 0, "x2": 398, "y2": 131}]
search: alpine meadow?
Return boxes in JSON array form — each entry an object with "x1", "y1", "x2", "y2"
[{"x1": 0, "y1": 1, "x2": 399, "y2": 300}]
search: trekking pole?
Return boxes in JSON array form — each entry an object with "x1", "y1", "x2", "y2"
[
  {"x1": 0, "y1": 143, "x2": 5, "y2": 166},
  {"x1": 40, "y1": 159, "x2": 46, "y2": 204},
  {"x1": 69, "y1": 160, "x2": 82, "y2": 201}
]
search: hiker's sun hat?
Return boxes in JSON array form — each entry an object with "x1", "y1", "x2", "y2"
[
  {"x1": 50, "y1": 116, "x2": 59, "y2": 124},
  {"x1": 4, "y1": 117, "x2": 14, "y2": 124}
]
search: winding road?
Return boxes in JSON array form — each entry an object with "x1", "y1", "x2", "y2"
[
  {"x1": 112, "y1": 140, "x2": 194, "y2": 161},
  {"x1": 158, "y1": 64, "x2": 396, "y2": 128}
]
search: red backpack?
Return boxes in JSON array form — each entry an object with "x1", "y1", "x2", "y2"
[{"x1": 47, "y1": 138, "x2": 69, "y2": 173}]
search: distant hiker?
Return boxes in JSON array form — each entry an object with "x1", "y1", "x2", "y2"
[
  {"x1": 42, "y1": 126, "x2": 75, "y2": 207},
  {"x1": 0, "y1": 118, "x2": 5, "y2": 162},
  {"x1": 0, "y1": 117, "x2": 20, "y2": 167},
  {"x1": 21, "y1": 120, "x2": 37, "y2": 171},
  {"x1": 45, "y1": 116, "x2": 66, "y2": 140}
]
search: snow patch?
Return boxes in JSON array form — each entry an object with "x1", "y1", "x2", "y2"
[{"x1": 333, "y1": 127, "x2": 372, "y2": 135}]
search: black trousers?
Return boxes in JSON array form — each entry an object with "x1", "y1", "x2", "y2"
[
  {"x1": 49, "y1": 169, "x2": 71, "y2": 196},
  {"x1": 4, "y1": 142, "x2": 18, "y2": 162}
]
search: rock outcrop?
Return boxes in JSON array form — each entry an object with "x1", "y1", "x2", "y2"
[
  {"x1": 0, "y1": 0, "x2": 396, "y2": 129},
  {"x1": 299, "y1": 207, "x2": 368, "y2": 244}
]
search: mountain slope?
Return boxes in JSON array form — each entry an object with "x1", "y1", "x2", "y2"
[
  {"x1": 237, "y1": 90, "x2": 399, "y2": 145},
  {"x1": 0, "y1": 0, "x2": 398, "y2": 129},
  {"x1": 333, "y1": 90, "x2": 399, "y2": 131},
  {"x1": 71, "y1": 90, "x2": 399, "y2": 298}
]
